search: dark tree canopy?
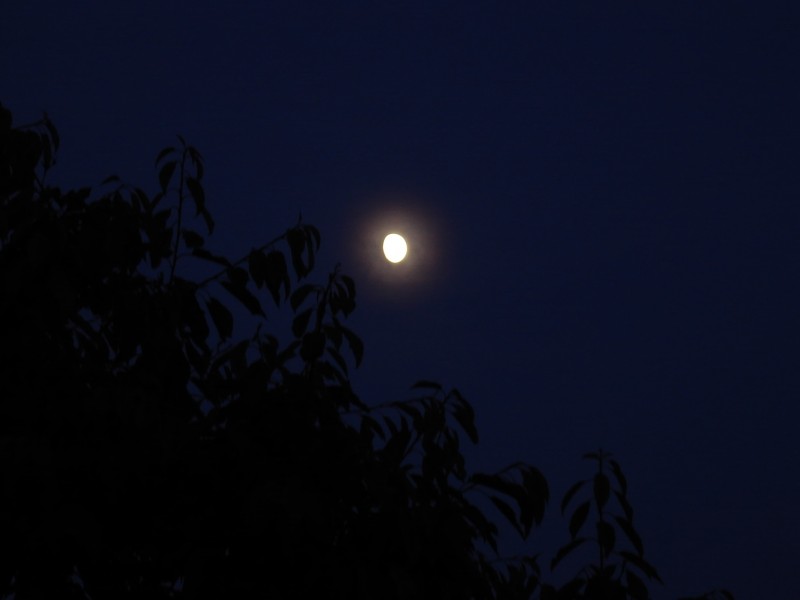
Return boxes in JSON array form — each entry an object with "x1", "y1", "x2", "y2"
[{"x1": 0, "y1": 104, "x2": 732, "y2": 600}]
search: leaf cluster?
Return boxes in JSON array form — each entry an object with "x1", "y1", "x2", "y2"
[{"x1": 0, "y1": 104, "x2": 734, "y2": 600}]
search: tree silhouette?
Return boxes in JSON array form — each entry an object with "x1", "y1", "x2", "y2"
[{"x1": 0, "y1": 104, "x2": 732, "y2": 600}]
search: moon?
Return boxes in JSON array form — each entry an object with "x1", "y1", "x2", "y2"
[{"x1": 383, "y1": 233, "x2": 408, "y2": 263}]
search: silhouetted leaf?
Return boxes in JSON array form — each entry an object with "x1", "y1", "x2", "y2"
[
  {"x1": 625, "y1": 570, "x2": 649, "y2": 600},
  {"x1": 206, "y1": 297, "x2": 233, "y2": 341},
  {"x1": 292, "y1": 308, "x2": 313, "y2": 338},
  {"x1": 520, "y1": 465, "x2": 549, "y2": 526},
  {"x1": 551, "y1": 538, "x2": 588, "y2": 571},
  {"x1": 609, "y1": 459, "x2": 628, "y2": 496},
  {"x1": 411, "y1": 380, "x2": 442, "y2": 391},
  {"x1": 341, "y1": 326, "x2": 364, "y2": 367},
  {"x1": 247, "y1": 250, "x2": 268, "y2": 289},
  {"x1": 192, "y1": 247, "x2": 230, "y2": 267},
  {"x1": 569, "y1": 501, "x2": 591, "y2": 539},
  {"x1": 221, "y1": 275, "x2": 263, "y2": 317},
  {"x1": 301, "y1": 331, "x2": 325, "y2": 361},
  {"x1": 155, "y1": 146, "x2": 176, "y2": 165},
  {"x1": 489, "y1": 496, "x2": 524, "y2": 537},
  {"x1": 158, "y1": 160, "x2": 177, "y2": 192},
  {"x1": 561, "y1": 480, "x2": 586, "y2": 514},
  {"x1": 290, "y1": 283, "x2": 318, "y2": 311},
  {"x1": 594, "y1": 472, "x2": 610, "y2": 510},
  {"x1": 619, "y1": 552, "x2": 662, "y2": 583},
  {"x1": 597, "y1": 520, "x2": 616, "y2": 557},
  {"x1": 614, "y1": 515, "x2": 644, "y2": 556},
  {"x1": 615, "y1": 490, "x2": 634, "y2": 521},
  {"x1": 264, "y1": 250, "x2": 290, "y2": 302},
  {"x1": 43, "y1": 116, "x2": 60, "y2": 150},
  {"x1": 287, "y1": 227, "x2": 306, "y2": 278},
  {"x1": 186, "y1": 177, "x2": 205, "y2": 215},
  {"x1": 451, "y1": 398, "x2": 478, "y2": 444},
  {"x1": 182, "y1": 229, "x2": 204, "y2": 249}
]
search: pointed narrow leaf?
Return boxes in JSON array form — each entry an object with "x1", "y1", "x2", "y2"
[
  {"x1": 594, "y1": 472, "x2": 610, "y2": 510},
  {"x1": 489, "y1": 496, "x2": 524, "y2": 537},
  {"x1": 186, "y1": 177, "x2": 206, "y2": 215},
  {"x1": 221, "y1": 279, "x2": 264, "y2": 317},
  {"x1": 411, "y1": 380, "x2": 443, "y2": 391},
  {"x1": 158, "y1": 160, "x2": 177, "y2": 192},
  {"x1": 182, "y1": 229, "x2": 204, "y2": 249},
  {"x1": 569, "y1": 500, "x2": 591, "y2": 539},
  {"x1": 292, "y1": 308, "x2": 313, "y2": 338},
  {"x1": 290, "y1": 283, "x2": 318, "y2": 311},
  {"x1": 550, "y1": 538, "x2": 588, "y2": 571},
  {"x1": 625, "y1": 570, "x2": 649, "y2": 600},
  {"x1": 155, "y1": 146, "x2": 176, "y2": 165},
  {"x1": 192, "y1": 247, "x2": 230, "y2": 267},
  {"x1": 609, "y1": 460, "x2": 628, "y2": 496},
  {"x1": 615, "y1": 491, "x2": 634, "y2": 521},
  {"x1": 341, "y1": 326, "x2": 364, "y2": 367},
  {"x1": 206, "y1": 297, "x2": 233, "y2": 341},
  {"x1": 452, "y1": 400, "x2": 478, "y2": 444},
  {"x1": 561, "y1": 480, "x2": 587, "y2": 514},
  {"x1": 614, "y1": 516, "x2": 644, "y2": 556},
  {"x1": 619, "y1": 552, "x2": 662, "y2": 583},
  {"x1": 597, "y1": 521, "x2": 616, "y2": 557}
]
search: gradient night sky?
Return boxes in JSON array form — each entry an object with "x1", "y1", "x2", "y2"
[{"x1": 3, "y1": 2, "x2": 800, "y2": 597}]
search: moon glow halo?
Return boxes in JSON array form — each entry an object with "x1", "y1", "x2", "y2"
[{"x1": 383, "y1": 233, "x2": 408, "y2": 263}]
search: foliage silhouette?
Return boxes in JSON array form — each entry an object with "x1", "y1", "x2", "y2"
[{"x1": 0, "y1": 104, "x2": 733, "y2": 600}]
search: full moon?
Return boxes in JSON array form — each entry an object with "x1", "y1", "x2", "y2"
[{"x1": 383, "y1": 233, "x2": 408, "y2": 263}]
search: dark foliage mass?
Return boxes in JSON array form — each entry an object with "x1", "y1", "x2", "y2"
[{"x1": 0, "y1": 104, "x2": 732, "y2": 600}]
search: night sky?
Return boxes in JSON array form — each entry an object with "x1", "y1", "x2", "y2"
[{"x1": 3, "y1": 2, "x2": 800, "y2": 597}]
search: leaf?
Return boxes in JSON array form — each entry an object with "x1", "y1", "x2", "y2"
[
  {"x1": 520, "y1": 466, "x2": 549, "y2": 526},
  {"x1": 561, "y1": 480, "x2": 586, "y2": 514},
  {"x1": 569, "y1": 501, "x2": 591, "y2": 539},
  {"x1": 44, "y1": 115, "x2": 60, "y2": 150},
  {"x1": 264, "y1": 251, "x2": 290, "y2": 302},
  {"x1": 300, "y1": 331, "x2": 325, "y2": 361},
  {"x1": 615, "y1": 490, "x2": 634, "y2": 521},
  {"x1": 451, "y1": 398, "x2": 478, "y2": 444},
  {"x1": 101, "y1": 175, "x2": 120, "y2": 185},
  {"x1": 625, "y1": 570, "x2": 649, "y2": 600},
  {"x1": 614, "y1": 515, "x2": 644, "y2": 556},
  {"x1": 550, "y1": 537, "x2": 588, "y2": 571},
  {"x1": 155, "y1": 146, "x2": 176, "y2": 166},
  {"x1": 618, "y1": 552, "x2": 662, "y2": 583},
  {"x1": 182, "y1": 229, "x2": 204, "y2": 249},
  {"x1": 158, "y1": 160, "x2": 177, "y2": 192},
  {"x1": 206, "y1": 297, "x2": 233, "y2": 341},
  {"x1": 221, "y1": 278, "x2": 264, "y2": 317},
  {"x1": 411, "y1": 380, "x2": 443, "y2": 391},
  {"x1": 247, "y1": 250, "x2": 268, "y2": 290},
  {"x1": 340, "y1": 274, "x2": 356, "y2": 299},
  {"x1": 290, "y1": 283, "x2": 317, "y2": 311},
  {"x1": 608, "y1": 460, "x2": 627, "y2": 495},
  {"x1": 292, "y1": 308, "x2": 313, "y2": 338},
  {"x1": 192, "y1": 247, "x2": 230, "y2": 267},
  {"x1": 287, "y1": 227, "x2": 306, "y2": 278},
  {"x1": 596, "y1": 520, "x2": 616, "y2": 557},
  {"x1": 489, "y1": 496, "x2": 524, "y2": 537},
  {"x1": 186, "y1": 177, "x2": 206, "y2": 215},
  {"x1": 201, "y1": 208, "x2": 215, "y2": 235},
  {"x1": 341, "y1": 326, "x2": 364, "y2": 368},
  {"x1": 594, "y1": 472, "x2": 610, "y2": 510}
]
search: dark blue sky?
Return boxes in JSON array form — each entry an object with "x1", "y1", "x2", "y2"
[{"x1": 3, "y1": 2, "x2": 799, "y2": 597}]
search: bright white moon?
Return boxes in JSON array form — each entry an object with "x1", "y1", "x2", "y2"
[{"x1": 383, "y1": 233, "x2": 408, "y2": 263}]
